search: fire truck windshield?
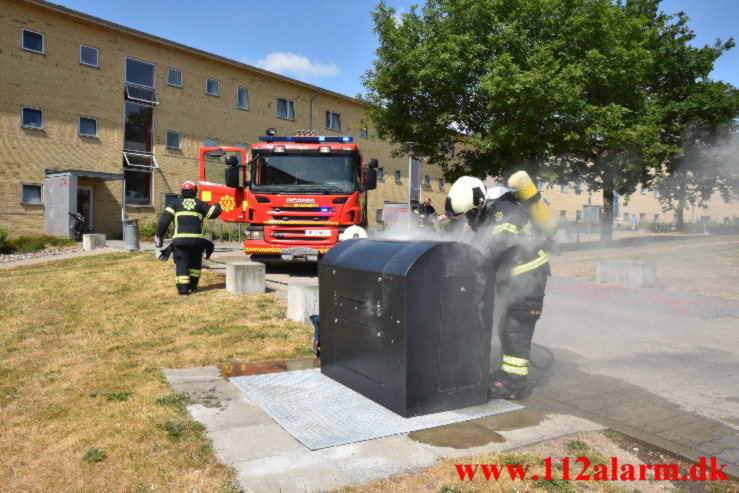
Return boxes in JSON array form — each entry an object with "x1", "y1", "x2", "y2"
[{"x1": 251, "y1": 154, "x2": 358, "y2": 194}]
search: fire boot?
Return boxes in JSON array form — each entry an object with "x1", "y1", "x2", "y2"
[{"x1": 488, "y1": 369, "x2": 527, "y2": 400}]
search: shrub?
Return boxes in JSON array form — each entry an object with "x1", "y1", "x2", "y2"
[
  {"x1": 82, "y1": 447, "x2": 107, "y2": 464},
  {"x1": 138, "y1": 220, "x2": 173, "y2": 241},
  {"x1": 0, "y1": 228, "x2": 11, "y2": 254}
]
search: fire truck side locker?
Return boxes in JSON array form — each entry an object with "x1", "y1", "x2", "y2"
[{"x1": 318, "y1": 239, "x2": 495, "y2": 418}]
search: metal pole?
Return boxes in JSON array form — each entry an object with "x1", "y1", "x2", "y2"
[{"x1": 404, "y1": 142, "x2": 417, "y2": 229}]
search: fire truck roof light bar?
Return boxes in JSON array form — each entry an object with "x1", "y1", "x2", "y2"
[{"x1": 258, "y1": 135, "x2": 353, "y2": 143}]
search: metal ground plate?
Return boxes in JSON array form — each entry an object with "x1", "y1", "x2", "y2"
[{"x1": 231, "y1": 368, "x2": 523, "y2": 450}]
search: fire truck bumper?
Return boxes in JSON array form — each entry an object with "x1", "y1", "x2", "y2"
[{"x1": 280, "y1": 247, "x2": 321, "y2": 262}]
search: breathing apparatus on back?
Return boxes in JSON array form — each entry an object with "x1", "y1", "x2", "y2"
[{"x1": 507, "y1": 171, "x2": 557, "y2": 236}]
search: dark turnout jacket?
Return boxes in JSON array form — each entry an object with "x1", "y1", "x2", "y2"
[{"x1": 156, "y1": 196, "x2": 222, "y2": 247}]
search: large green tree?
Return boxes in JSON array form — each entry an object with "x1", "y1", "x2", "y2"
[{"x1": 362, "y1": 0, "x2": 736, "y2": 240}]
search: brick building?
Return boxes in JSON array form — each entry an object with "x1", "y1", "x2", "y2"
[{"x1": 0, "y1": 0, "x2": 735, "y2": 238}]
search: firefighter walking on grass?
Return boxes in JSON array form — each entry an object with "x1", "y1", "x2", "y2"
[
  {"x1": 155, "y1": 181, "x2": 221, "y2": 295},
  {"x1": 444, "y1": 173, "x2": 555, "y2": 399}
]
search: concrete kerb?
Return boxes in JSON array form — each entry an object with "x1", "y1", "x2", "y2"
[{"x1": 596, "y1": 260, "x2": 656, "y2": 287}]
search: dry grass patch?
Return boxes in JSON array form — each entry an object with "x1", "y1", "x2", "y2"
[
  {"x1": 550, "y1": 235, "x2": 739, "y2": 300},
  {"x1": 0, "y1": 252, "x2": 312, "y2": 491}
]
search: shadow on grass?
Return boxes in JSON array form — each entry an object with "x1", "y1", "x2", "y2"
[{"x1": 196, "y1": 282, "x2": 226, "y2": 293}]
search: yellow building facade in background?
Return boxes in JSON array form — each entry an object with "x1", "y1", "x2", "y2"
[{"x1": 1, "y1": 0, "x2": 735, "y2": 238}]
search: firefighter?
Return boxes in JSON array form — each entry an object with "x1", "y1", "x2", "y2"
[
  {"x1": 444, "y1": 176, "x2": 550, "y2": 399},
  {"x1": 154, "y1": 181, "x2": 221, "y2": 295},
  {"x1": 415, "y1": 197, "x2": 436, "y2": 228}
]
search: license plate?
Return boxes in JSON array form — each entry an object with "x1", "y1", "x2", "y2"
[{"x1": 305, "y1": 229, "x2": 331, "y2": 237}]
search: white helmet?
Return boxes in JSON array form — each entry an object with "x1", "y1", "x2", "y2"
[{"x1": 445, "y1": 176, "x2": 487, "y2": 215}]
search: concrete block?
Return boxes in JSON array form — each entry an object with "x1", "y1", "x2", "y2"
[
  {"x1": 596, "y1": 260, "x2": 656, "y2": 287},
  {"x1": 226, "y1": 262, "x2": 265, "y2": 294},
  {"x1": 287, "y1": 280, "x2": 319, "y2": 326},
  {"x1": 82, "y1": 233, "x2": 106, "y2": 250}
]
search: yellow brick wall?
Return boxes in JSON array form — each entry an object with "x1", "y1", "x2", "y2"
[{"x1": 0, "y1": 0, "x2": 734, "y2": 238}]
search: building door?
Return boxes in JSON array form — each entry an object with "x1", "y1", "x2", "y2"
[{"x1": 77, "y1": 186, "x2": 93, "y2": 227}]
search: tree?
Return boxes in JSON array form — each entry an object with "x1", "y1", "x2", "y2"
[{"x1": 362, "y1": 0, "x2": 736, "y2": 240}]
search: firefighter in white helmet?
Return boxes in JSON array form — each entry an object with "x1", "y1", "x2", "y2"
[{"x1": 444, "y1": 175, "x2": 551, "y2": 399}]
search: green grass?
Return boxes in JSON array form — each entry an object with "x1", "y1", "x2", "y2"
[{"x1": 0, "y1": 231, "x2": 77, "y2": 254}]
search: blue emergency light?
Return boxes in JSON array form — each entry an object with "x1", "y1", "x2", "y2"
[{"x1": 259, "y1": 135, "x2": 354, "y2": 143}]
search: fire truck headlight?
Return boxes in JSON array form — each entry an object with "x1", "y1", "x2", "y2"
[
  {"x1": 272, "y1": 146, "x2": 286, "y2": 153},
  {"x1": 319, "y1": 146, "x2": 331, "y2": 154},
  {"x1": 247, "y1": 230, "x2": 263, "y2": 240}
]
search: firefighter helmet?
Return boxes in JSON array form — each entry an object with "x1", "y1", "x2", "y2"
[
  {"x1": 445, "y1": 176, "x2": 486, "y2": 216},
  {"x1": 181, "y1": 181, "x2": 197, "y2": 198}
]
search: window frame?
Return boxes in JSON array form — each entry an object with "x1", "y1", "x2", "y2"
[
  {"x1": 21, "y1": 183, "x2": 43, "y2": 205},
  {"x1": 423, "y1": 175, "x2": 431, "y2": 187},
  {"x1": 204, "y1": 137, "x2": 218, "y2": 148},
  {"x1": 438, "y1": 178, "x2": 445, "y2": 191},
  {"x1": 163, "y1": 193, "x2": 179, "y2": 208},
  {"x1": 276, "y1": 97, "x2": 295, "y2": 120},
  {"x1": 123, "y1": 100, "x2": 154, "y2": 153},
  {"x1": 395, "y1": 170, "x2": 402, "y2": 183},
  {"x1": 166, "y1": 130, "x2": 181, "y2": 150},
  {"x1": 22, "y1": 28, "x2": 44, "y2": 54},
  {"x1": 123, "y1": 166, "x2": 154, "y2": 207},
  {"x1": 21, "y1": 106, "x2": 44, "y2": 130},
  {"x1": 376, "y1": 167, "x2": 384, "y2": 180},
  {"x1": 326, "y1": 110, "x2": 341, "y2": 131},
  {"x1": 236, "y1": 86, "x2": 249, "y2": 110},
  {"x1": 560, "y1": 184, "x2": 568, "y2": 193},
  {"x1": 359, "y1": 120, "x2": 368, "y2": 139},
  {"x1": 78, "y1": 116, "x2": 98, "y2": 137},
  {"x1": 167, "y1": 68, "x2": 183, "y2": 88},
  {"x1": 205, "y1": 78, "x2": 220, "y2": 96},
  {"x1": 125, "y1": 56, "x2": 156, "y2": 89},
  {"x1": 79, "y1": 44, "x2": 99, "y2": 68}
]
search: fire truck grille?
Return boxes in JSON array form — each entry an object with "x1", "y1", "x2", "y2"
[
  {"x1": 270, "y1": 229, "x2": 331, "y2": 242},
  {"x1": 266, "y1": 215, "x2": 331, "y2": 222},
  {"x1": 271, "y1": 207, "x2": 326, "y2": 213}
]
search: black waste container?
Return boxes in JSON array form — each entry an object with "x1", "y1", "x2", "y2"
[{"x1": 319, "y1": 239, "x2": 496, "y2": 417}]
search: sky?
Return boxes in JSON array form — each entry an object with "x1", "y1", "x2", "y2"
[{"x1": 50, "y1": 0, "x2": 738, "y2": 98}]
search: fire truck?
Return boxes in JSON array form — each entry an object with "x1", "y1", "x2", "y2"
[{"x1": 197, "y1": 130, "x2": 378, "y2": 263}]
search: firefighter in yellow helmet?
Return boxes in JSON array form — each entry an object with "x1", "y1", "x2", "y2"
[
  {"x1": 444, "y1": 175, "x2": 551, "y2": 399},
  {"x1": 155, "y1": 181, "x2": 221, "y2": 295}
]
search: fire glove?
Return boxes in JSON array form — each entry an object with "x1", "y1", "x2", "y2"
[
  {"x1": 154, "y1": 235, "x2": 163, "y2": 248},
  {"x1": 204, "y1": 240, "x2": 215, "y2": 260}
]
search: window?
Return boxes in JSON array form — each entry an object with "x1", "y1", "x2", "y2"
[
  {"x1": 167, "y1": 68, "x2": 182, "y2": 87},
  {"x1": 164, "y1": 193, "x2": 178, "y2": 208},
  {"x1": 166, "y1": 131, "x2": 180, "y2": 149},
  {"x1": 21, "y1": 184, "x2": 42, "y2": 204},
  {"x1": 575, "y1": 210, "x2": 582, "y2": 221},
  {"x1": 326, "y1": 111, "x2": 341, "y2": 131},
  {"x1": 125, "y1": 57, "x2": 158, "y2": 104},
  {"x1": 237, "y1": 86, "x2": 249, "y2": 110},
  {"x1": 560, "y1": 184, "x2": 568, "y2": 193},
  {"x1": 204, "y1": 137, "x2": 218, "y2": 147},
  {"x1": 654, "y1": 214, "x2": 659, "y2": 222},
  {"x1": 537, "y1": 181, "x2": 545, "y2": 192},
  {"x1": 560, "y1": 210, "x2": 567, "y2": 221},
  {"x1": 623, "y1": 213, "x2": 629, "y2": 221},
  {"x1": 79, "y1": 117, "x2": 97, "y2": 137},
  {"x1": 395, "y1": 170, "x2": 401, "y2": 183},
  {"x1": 654, "y1": 189, "x2": 660, "y2": 198},
  {"x1": 640, "y1": 186, "x2": 647, "y2": 195},
  {"x1": 206, "y1": 78, "x2": 219, "y2": 96},
  {"x1": 639, "y1": 213, "x2": 646, "y2": 221},
  {"x1": 80, "y1": 44, "x2": 98, "y2": 67},
  {"x1": 277, "y1": 98, "x2": 295, "y2": 120},
  {"x1": 359, "y1": 120, "x2": 368, "y2": 139},
  {"x1": 21, "y1": 107, "x2": 43, "y2": 129},
  {"x1": 22, "y1": 29, "x2": 44, "y2": 54},
  {"x1": 438, "y1": 178, "x2": 445, "y2": 191},
  {"x1": 377, "y1": 168, "x2": 384, "y2": 180},
  {"x1": 424, "y1": 175, "x2": 431, "y2": 187},
  {"x1": 124, "y1": 101, "x2": 153, "y2": 152},
  {"x1": 576, "y1": 182, "x2": 584, "y2": 193},
  {"x1": 376, "y1": 209, "x2": 384, "y2": 223},
  {"x1": 124, "y1": 167, "x2": 152, "y2": 206}
]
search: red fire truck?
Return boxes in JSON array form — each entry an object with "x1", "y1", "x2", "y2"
[{"x1": 197, "y1": 130, "x2": 378, "y2": 263}]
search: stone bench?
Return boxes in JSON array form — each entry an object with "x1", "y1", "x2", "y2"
[
  {"x1": 287, "y1": 280, "x2": 319, "y2": 327},
  {"x1": 82, "y1": 234, "x2": 106, "y2": 251},
  {"x1": 596, "y1": 260, "x2": 656, "y2": 287},
  {"x1": 226, "y1": 261, "x2": 265, "y2": 294}
]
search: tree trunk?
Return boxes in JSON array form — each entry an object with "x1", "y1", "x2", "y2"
[
  {"x1": 675, "y1": 206, "x2": 684, "y2": 231},
  {"x1": 600, "y1": 179, "x2": 614, "y2": 243}
]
